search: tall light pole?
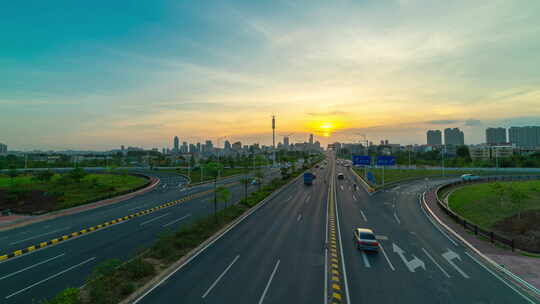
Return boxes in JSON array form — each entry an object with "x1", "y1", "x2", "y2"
[
  {"x1": 217, "y1": 136, "x2": 226, "y2": 179},
  {"x1": 441, "y1": 146, "x2": 446, "y2": 177},
  {"x1": 272, "y1": 115, "x2": 276, "y2": 167}
]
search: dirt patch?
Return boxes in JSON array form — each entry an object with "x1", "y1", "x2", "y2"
[
  {"x1": 493, "y1": 209, "x2": 540, "y2": 253},
  {"x1": 0, "y1": 189, "x2": 60, "y2": 215}
]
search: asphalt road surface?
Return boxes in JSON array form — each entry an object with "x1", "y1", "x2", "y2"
[
  {"x1": 133, "y1": 153, "x2": 538, "y2": 304},
  {"x1": 0, "y1": 169, "x2": 279, "y2": 303}
]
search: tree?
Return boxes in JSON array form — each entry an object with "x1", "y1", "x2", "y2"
[
  {"x1": 490, "y1": 182, "x2": 506, "y2": 208},
  {"x1": 35, "y1": 170, "x2": 55, "y2": 183},
  {"x1": 255, "y1": 170, "x2": 265, "y2": 191},
  {"x1": 7, "y1": 166, "x2": 18, "y2": 186},
  {"x1": 68, "y1": 167, "x2": 87, "y2": 183},
  {"x1": 216, "y1": 186, "x2": 231, "y2": 218},
  {"x1": 205, "y1": 162, "x2": 224, "y2": 222},
  {"x1": 239, "y1": 177, "x2": 250, "y2": 203},
  {"x1": 508, "y1": 185, "x2": 529, "y2": 220}
]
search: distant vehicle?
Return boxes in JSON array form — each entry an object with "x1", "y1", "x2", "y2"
[
  {"x1": 461, "y1": 174, "x2": 480, "y2": 181},
  {"x1": 337, "y1": 173, "x2": 344, "y2": 180},
  {"x1": 304, "y1": 172, "x2": 316, "y2": 185},
  {"x1": 353, "y1": 228, "x2": 379, "y2": 252},
  {"x1": 251, "y1": 178, "x2": 260, "y2": 185}
]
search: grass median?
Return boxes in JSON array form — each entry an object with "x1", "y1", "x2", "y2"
[
  {"x1": 41, "y1": 167, "x2": 309, "y2": 304},
  {"x1": 0, "y1": 172, "x2": 148, "y2": 213}
]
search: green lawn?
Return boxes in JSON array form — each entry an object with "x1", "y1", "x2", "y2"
[
  {"x1": 448, "y1": 180, "x2": 540, "y2": 229},
  {"x1": 353, "y1": 167, "x2": 538, "y2": 187},
  {"x1": 159, "y1": 167, "x2": 248, "y2": 183},
  {"x1": 0, "y1": 173, "x2": 148, "y2": 211}
]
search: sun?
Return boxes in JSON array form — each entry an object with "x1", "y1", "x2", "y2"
[{"x1": 318, "y1": 122, "x2": 334, "y2": 137}]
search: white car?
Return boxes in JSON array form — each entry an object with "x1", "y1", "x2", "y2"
[{"x1": 353, "y1": 228, "x2": 379, "y2": 252}]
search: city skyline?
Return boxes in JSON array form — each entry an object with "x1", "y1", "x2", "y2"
[{"x1": 2, "y1": 1, "x2": 540, "y2": 150}]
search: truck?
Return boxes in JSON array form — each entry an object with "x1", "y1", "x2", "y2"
[{"x1": 304, "y1": 172, "x2": 316, "y2": 185}]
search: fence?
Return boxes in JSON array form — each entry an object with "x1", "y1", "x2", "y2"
[{"x1": 432, "y1": 175, "x2": 540, "y2": 253}]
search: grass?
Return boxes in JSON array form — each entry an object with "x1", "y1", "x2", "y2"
[
  {"x1": 353, "y1": 167, "x2": 539, "y2": 188},
  {"x1": 0, "y1": 173, "x2": 148, "y2": 211},
  {"x1": 448, "y1": 180, "x2": 540, "y2": 229},
  {"x1": 159, "y1": 167, "x2": 248, "y2": 183}
]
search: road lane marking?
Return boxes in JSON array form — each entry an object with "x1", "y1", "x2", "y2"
[
  {"x1": 0, "y1": 253, "x2": 65, "y2": 281},
  {"x1": 361, "y1": 251, "x2": 371, "y2": 268},
  {"x1": 393, "y1": 213, "x2": 401, "y2": 224},
  {"x1": 464, "y1": 252, "x2": 535, "y2": 304},
  {"x1": 140, "y1": 213, "x2": 170, "y2": 226},
  {"x1": 378, "y1": 243, "x2": 395, "y2": 271},
  {"x1": 9, "y1": 227, "x2": 71, "y2": 245},
  {"x1": 202, "y1": 255, "x2": 240, "y2": 299},
  {"x1": 360, "y1": 210, "x2": 367, "y2": 222},
  {"x1": 352, "y1": 195, "x2": 357, "y2": 201},
  {"x1": 258, "y1": 259, "x2": 280, "y2": 304},
  {"x1": 334, "y1": 177, "x2": 352, "y2": 304},
  {"x1": 162, "y1": 214, "x2": 191, "y2": 228},
  {"x1": 393, "y1": 243, "x2": 425, "y2": 272},
  {"x1": 419, "y1": 194, "x2": 458, "y2": 246},
  {"x1": 297, "y1": 213, "x2": 302, "y2": 222},
  {"x1": 305, "y1": 195, "x2": 311, "y2": 202},
  {"x1": 422, "y1": 248, "x2": 450, "y2": 278},
  {"x1": 128, "y1": 206, "x2": 144, "y2": 211},
  {"x1": 340, "y1": 185, "x2": 344, "y2": 191},
  {"x1": 442, "y1": 249, "x2": 469, "y2": 279},
  {"x1": 5, "y1": 257, "x2": 96, "y2": 299}
]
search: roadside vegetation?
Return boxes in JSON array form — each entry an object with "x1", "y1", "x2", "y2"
[
  {"x1": 42, "y1": 156, "x2": 323, "y2": 304},
  {"x1": 354, "y1": 167, "x2": 539, "y2": 188},
  {"x1": 161, "y1": 167, "x2": 246, "y2": 183},
  {"x1": 0, "y1": 169, "x2": 148, "y2": 213}
]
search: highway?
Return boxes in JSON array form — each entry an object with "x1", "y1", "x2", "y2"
[
  {"x1": 133, "y1": 153, "x2": 538, "y2": 304},
  {"x1": 0, "y1": 169, "x2": 279, "y2": 303}
]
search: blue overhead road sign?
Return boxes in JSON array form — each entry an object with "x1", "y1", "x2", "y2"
[
  {"x1": 352, "y1": 155, "x2": 371, "y2": 166},
  {"x1": 376, "y1": 156, "x2": 396, "y2": 166}
]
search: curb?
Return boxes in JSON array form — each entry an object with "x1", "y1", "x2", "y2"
[
  {"x1": 0, "y1": 175, "x2": 160, "y2": 232},
  {"x1": 126, "y1": 172, "x2": 306, "y2": 304},
  {"x1": 420, "y1": 190, "x2": 540, "y2": 302},
  {"x1": 349, "y1": 168, "x2": 376, "y2": 194}
]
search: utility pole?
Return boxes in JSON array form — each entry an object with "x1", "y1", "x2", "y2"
[
  {"x1": 272, "y1": 115, "x2": 276, "y2": 168},
  {"x1": 441, "y1": 146, "x2": 446, "y2": 177}
]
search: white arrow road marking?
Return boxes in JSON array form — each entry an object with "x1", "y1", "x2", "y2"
[
  {"x1": 296, "y1": 213, "x2": 302, "y2": 222},
  {"x1": 422, "y1": 248, "x2": 450, "y2": 278},
  {"x1": 442, "y1": 249, "x2": 469, "y2": 279},
  {"x1": 392, "y1": 243, "x2": 426, "y2": 272},
  {"x1": 361, "y1": 251, "x2": 371, "y2": 268},
  {"x1": 340, "y1": 185, "x2": 344, "y2": 190}
]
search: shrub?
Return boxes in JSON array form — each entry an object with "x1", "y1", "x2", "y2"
[
  {"x1": 41, "y1": 288, "x2": 80, "y2": 304},
  {"x1": 123, "y1": 258, "x2": 155, "y2": 280}
]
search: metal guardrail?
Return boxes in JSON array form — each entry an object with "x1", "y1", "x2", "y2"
[{"x1": 433, "y1": 175, "x2": 540, "y2": 253}]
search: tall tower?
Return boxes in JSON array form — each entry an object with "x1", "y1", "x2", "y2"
[{"x1": 272, "y1": 115, "x2": 276, "y2": 149}]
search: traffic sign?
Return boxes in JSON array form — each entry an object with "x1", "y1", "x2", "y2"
[
  {"x1": 367, "y1": 171, "x2": 376, "y2": 184},
  {"x1": 376, "y1": 156, "x2": 396, "y2": 166},
  {"x1": 352, "y1": 155, "x2": 371, "y2": 166}
]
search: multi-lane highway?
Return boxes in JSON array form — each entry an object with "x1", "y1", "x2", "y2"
[
  {"x1": 0, "y1": 169, "x2": 278, "y2": 303},
  {"x1": 132, "y1": 153, "x2": 538, "y2": 304}
]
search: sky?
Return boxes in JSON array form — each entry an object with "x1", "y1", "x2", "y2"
[{"x1": 1, "y1": 0, "x2": 539, "y2": 151}]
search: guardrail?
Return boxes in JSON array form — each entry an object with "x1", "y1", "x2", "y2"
[{"x1": 433, "y1": 175, "x2": 540, "y2": 253}]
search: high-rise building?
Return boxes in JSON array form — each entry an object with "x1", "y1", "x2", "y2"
[
  {"x1": 309, "y1": 134, "x2": 314, "y2": 146},
  {"x1": 426, "y1": 130, "x2": 442, "y2": 145},
  {"x1": 232, "y1": 141, "x2": 242, "y2": 151},
  {"x1": 224, "y1": 140, "x2": 231, "y2": 150},
  {"x1": 189, "y1": 144, "x2": 196, "y2": 153},
  {"x1": 509, "y1": 126, "x2": 540, "y2": 147},
  {"x1": 181, "y1": 141, "x2": 188, "y2": 153},
  {"x1": 283, "y1": 136, "x2": 290, "y2": 148},
  {"x1": 196, "y1": 142, "x2": 201, "y2": 152},
  {"x1": 173, "y1": 136, "x2": 179, "y2": 152},
  {"x1": 486, "y1": 127, "x2": 507, "y2": 145},
  {"x1": 0, "y1": 143, "x2": 7, "y2": 154},
  {"x1": 444, "y1": 128, "x2": 464, "y2": 145},
  {"x1": 205, "y1": 140, "x2": 213, "y2": 152}
]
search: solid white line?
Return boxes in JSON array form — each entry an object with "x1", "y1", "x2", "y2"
[
  {"x1": 465, "y1": 252, "x2": 535, "y2": 304},
  {"x1": 128, "y1": 206, "x2": 143, "y2": 211},
  {"x1": 162, "y1": 214, "x2": 191, "y2": 227},
  {"x1": 140, "y1": 213, "x2": 170, "y2": 226},
  {"x1": 202, "y1": 255, "x2": 240, "y2": 298},
  {"x1": 422, "y1": 248, "x2": 450, "y2": 278},
  {"x1": 9, "y1": 227, "x2": 71, "y2": 245},
  {"x1": 360, "y1": 210, "x2": 367, "y2": 222},
  {"x1": 305, "y1": 195, "x2": 311, "y2": 202},
  {"x1": 393, "y1": 213, "x2": 401, "y2": 225},
  {"x1": 5, "y1": 257, "x2": 96, "y2": 299},
  {"x1": 296, "y1": 214, "x2": 302, "y2": 222},
  {"x1": 258, "y1": 259, "x2": 280, "y2": 304},
  {"x1": 334, "y1": 178, "x2": 352, "y2": 304},
  {"x1": 361, "y1": 251, "x2": 371, "y2": 268},
  {"x1": 340, "y1": 185, "x2": 344, "y2": 191},
  {"x1": 0, "y1": 253, "x2": 66, "y2": 281},
  {"x1": 378, "y1": 243, "x2": 395, "y2": 271},
  {"x1": 324, "y1": 171, "x2": 329, "y2": 304}
]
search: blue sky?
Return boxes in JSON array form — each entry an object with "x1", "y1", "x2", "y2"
[{"x1": 1, "y1": 0, "x2": 539, "y2": 150}]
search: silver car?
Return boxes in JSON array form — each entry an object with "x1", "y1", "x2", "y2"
[{"x1": 353, "y1": 228, "x2": 379, "y2": 252}]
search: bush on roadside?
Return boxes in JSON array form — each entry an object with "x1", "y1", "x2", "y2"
[
  {"x1": 122, "y1": 258, "x2": 155, "y2": 280},
  {"x1": 41, "y1": 288, "x2": 80, "y2": 304}
]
